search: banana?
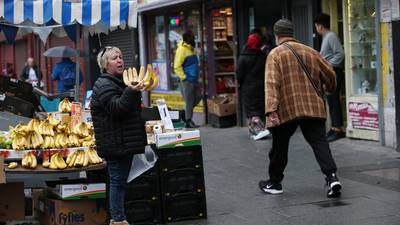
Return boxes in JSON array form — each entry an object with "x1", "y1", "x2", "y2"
[
  {"x1": 134, "y1": 67, "x2": 141, "y2": 83},
  {"x1": 68, "y1": 151, "x2": 78, "y2": 167},
  {"x1": 7, "y1": 162, "x2": 18, "y2": 169},
  {"x1": 21, "y1": 154, "x2": 28, "y2": 167},
  {"x1": 127, "y1": 68, "x2": 134, "y2": 83},
  {"x1": 55, "y1": 154, "x2": 67, "y2": 169},
  {"x1": 142, "y1": 69, "x2": 152, "y2": 84},
  {"x1": 148, "y1": 72, "x2": 159, "y2": 90},
  {"x1": 49, "y1": 154, "x2": 58, "y2": 169},
  {"x1": 74, "y1": 150, "x2": 83, "y2": 167},
  {"x1": 122, "y1": 69, "x2": 130, "y2": 86},
  {"x1": 26, "y1": 153, "x2": 33, "y2": 168},
  {"x1": 141, "y1": 64, "x2": 151, "y2": 82},
  {"x1": 88, "y1": 148, "x2": 102, "y2": 164},
  {"x1": 30, "y1": 152, "x2": 37, "y2": 169},
  {"x1": 47, "y1": 114, "x2": 60, "y2": 126},
  {"x1": 42, "y1": 157, "x2": 50, "y2": 168},
  {"x1": 79, "y1": 151, "x2": 86, "y2": 166},
  {"x1": 59, "y1": 98, "x2": 72, "y2": 113},
  {"x1": 66, "y1": 150, "x2": 75, "y2": 164},
  {"x1": 83, "y1": 151, "x2": 89, "y2": 167}
]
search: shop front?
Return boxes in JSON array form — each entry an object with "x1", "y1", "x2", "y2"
[
  {"x1": 138, "y1": 0, "x2": 236, "y2": 125},
  {"x1": 342, "y1": 0, "x2": 380, "y2": 141}
]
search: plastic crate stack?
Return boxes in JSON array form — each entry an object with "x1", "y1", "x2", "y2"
[
  {"x1": 124, "y1": 165, "x2": 163, "y2": 225},
  {"x1": 156, "y1": 145, "x2": 207, "y2": 223}
]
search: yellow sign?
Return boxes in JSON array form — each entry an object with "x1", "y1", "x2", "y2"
[{"x1": 150, "y1": 92, "x2": 204, "y2": 113}]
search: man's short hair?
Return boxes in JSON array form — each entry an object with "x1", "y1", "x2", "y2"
[
  {"x1": 183, "y1": 31, "x2": 194, "y2": 45},
  {"x1": 314, "y1": 13, "x2": 330, "y2": 29}
]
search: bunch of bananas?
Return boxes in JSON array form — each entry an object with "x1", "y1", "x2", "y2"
[
  {"x1": 7, "y1": 162, "x2": 18, "y2": 169},
  {"x1": 54, "y1": 133, "x2": 70, "y2": 149},
  {"x1": 43, "y1": 153, "x2": 67, "y2": 170},
  {"x1": 38, "y1": 120, "x2": 55, "y2": 136},
  {"x1": 21, "y1": 152, "x2": 37, "y2": 169},
  {"x1": 27, "y1": 119, "x2": 41, "y2": 133},
  {"x1": 73, "y1": 122, "x2": 91, "y2": 137},
  {"x1": 65, "y1": 148, "x2": 103, "y2": 168},
  {"x1": 123, "y1": 64, "x2": 158, "y2": 91},
  {"x1": 42, "y1": 136, "x2": 55, "y2": 149},
  {"x1": 58, "y1": 98, "x2": 72, "y2": 113},
  {"x1": 47, "y1": 114, "x2": 60, "y2": 126}
]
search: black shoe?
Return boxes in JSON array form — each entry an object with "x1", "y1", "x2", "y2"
[
  {"x1": 258, "y1": 180, "x2": 283, "y2": 195},
  {"x1": 326, "y1": 173, "x2": 342, "y2": 198},
  {"x1": 185, "y1": 119, "x2": 200, "y2": 128},
  {"x1": 327, "y1": 130, "x2": 345, "y2": 142}
]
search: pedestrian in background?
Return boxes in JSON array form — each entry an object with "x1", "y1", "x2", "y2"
[
  {"x1": 237, "y1": 33, "x2": 270, "y2": 140},
  {"x1": 314, "y1": 13, "x2": 346, "y2": 142},
  {"x1": 91, "y1": 46, "x2": 147, "y2": 225},
  {"x1": 51, "y1": 57, "x2": 83, "y2": 94},
  {"x1": 174, "y1": 30, "x2": 202, "y2": 128},
  {"x1": 259, "y1": 19, "x2": 342, "y2": 198},
  {"x1": 2, "y1": 63, "x2": 16, "y2": 79},
  {"x1": 20, "y1": 57, "x2": 42, "y2": 87}
]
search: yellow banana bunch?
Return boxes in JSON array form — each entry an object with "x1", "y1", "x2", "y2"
[
  {"x1": 38, "y1": 120, "x2": 55, "y2": 136},
  {"x1": 7, "y1": 162, "x2": 18, "y2": 169},
  {"x1": 58, "y1": 98, "x2": 72, "y2": 113},
  {"x1": 29, "y1": 131, "x2": 44, "y2": 149},
  {"x1": 21, "y1": 152, "x2": 37, "y2": 169},
  {"x1": 55, "y1": 122, "x2": 70, "y2": 133},
  {"x1": 68, "y1": 134, "x2": 80, "y2": 147},
  {"x1": 54, "y1": 133, "x2": 69, "y2": 149},
  {"x1": 73, "y1": 122, "x2": 90, "y2": 137},
  {"x1": 67, "y1": 150, "x2": 86, "y2": 167},
  {"x1": 42, "y1": 136, "x2": 55, "y2": 149},
  {"x1": 122, "y1": 65, "x2": 158, "y2": 91},
  {"x1": 26, "y1": 119, "x2": 41, "y2": 133},
  {"x1": 11, "y1": 134, "x2": 29, "y2": 150},
  {"x1": 87, "y1": 148, "x2": 103, "y2": 164},
  {"x1": 47, "y1": 114, "x2": 60, "y2": 126},
  {"x1": 49, "y1": 153, "x2": 67, "y2": 170}
]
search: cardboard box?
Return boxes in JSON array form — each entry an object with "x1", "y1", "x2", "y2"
[
  {"x1": 32, "y1": 189, "x2": 44, "y2": 219},
  {"x1": 0, "y1": 182, "x2": 25, "y2": 221},
  {"x1": 38, "y1": 197, "x2": 107, "y2": 225},
  {"x1": 155, "y1": 130, "x2": 201, "y2": 149},
  {"x1": 207, "y1": 95, "x2": 236, "y2": 117},
  {"x1": 51, "y1": 183, "x2": 106, "y2": 200}
]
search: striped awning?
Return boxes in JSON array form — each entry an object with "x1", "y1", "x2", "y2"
[{"x1": 0, "y1": 0, "x2": 138, "y2": 27}]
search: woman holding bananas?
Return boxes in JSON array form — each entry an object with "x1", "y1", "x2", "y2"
[{"x1": 91, "y1": 46, "x2": 147, "y2": 225}]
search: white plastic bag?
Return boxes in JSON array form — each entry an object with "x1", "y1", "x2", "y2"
[{"x1": 127, "y1": 146, "x2": 158, "y2": 183}]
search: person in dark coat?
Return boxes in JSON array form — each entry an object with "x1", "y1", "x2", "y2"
[
  {"x1": 237, "y1": 34, "x2": 271, "y2": 140},
  {"x1": 20, "y1": 57, "x2": 42, "y2": 87},
  {"x1": 90, "y1": 46, "x2": 147, "y2": 225}
]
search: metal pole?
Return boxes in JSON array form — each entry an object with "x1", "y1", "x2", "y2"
[{"x1": 75, "y1": 24, "x2": 81, "y2": 101}]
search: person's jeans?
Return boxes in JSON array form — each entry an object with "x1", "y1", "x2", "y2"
[
  {"x1": 107, "y1": 156, "x2": 133, "y2": 221},
  {"x1": 268, "y1": 119, "x2": 337, "y2": 183},
  {"x1": 327, "y1": 67, "x2": 344, "y2": 128},
  {"x1": 180, "y1": 81, "x2": 202, "y2": 121}
]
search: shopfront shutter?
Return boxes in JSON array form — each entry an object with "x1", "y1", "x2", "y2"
[
  {"x1": 291, "y1": 0, "x2": 313, "y2": 47},
  {"x1": 99, "y1": 28, "x2": 139, "y2": 68}
]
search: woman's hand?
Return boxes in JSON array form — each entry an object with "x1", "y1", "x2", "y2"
[
  {"x1": 128, "y1": 81, "x2": 146, "y2": 92},
  {"x1": 268, "y1": 112, "x2": 280, "y2": 126}
]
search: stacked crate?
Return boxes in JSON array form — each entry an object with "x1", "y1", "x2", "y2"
[
  {"x1": 155, "y1": 145, "x2": 207, "y2": 223},
  {"x1": 124, "y1": 165, "x2": 163, "y2": 225}
]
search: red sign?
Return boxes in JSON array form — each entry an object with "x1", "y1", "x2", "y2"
[
  {"x1": 348, "y1": 102, "x2": 379, "y2": 130},
  {"x1": 71, "y1": 102, "x2": 83, "y2": 129}
]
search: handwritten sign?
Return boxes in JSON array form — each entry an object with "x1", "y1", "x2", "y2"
[{"x1": 348, "y1": 102, "x2": 379, "y2": 130}]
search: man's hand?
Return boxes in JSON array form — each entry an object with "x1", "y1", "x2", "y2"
[{"x1": 268, "y1": 112, "x2": 280, "y2": 126}]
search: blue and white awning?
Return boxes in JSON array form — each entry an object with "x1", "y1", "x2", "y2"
[{"x1": 0, "y1": 0, "x2": 137, "y2": 27}]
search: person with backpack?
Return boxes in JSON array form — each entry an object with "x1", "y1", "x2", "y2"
[{"x1": 51, "y1": 57, "x2": 83, "y2": 94}]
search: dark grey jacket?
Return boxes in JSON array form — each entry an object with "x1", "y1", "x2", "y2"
[{"x1": 90, "y1": 73, "x2": 146, "y2": 158}]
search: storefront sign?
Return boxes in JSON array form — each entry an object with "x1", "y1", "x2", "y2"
[{"x1": 348, "y1": 102, "x2": 379, "y2": 130}]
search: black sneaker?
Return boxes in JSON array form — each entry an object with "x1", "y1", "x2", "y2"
[
  {"x1": 326, "y1": 173, "x2": 342, "y2": 198},
  {"x1": 327, "y1": 130, "x2": 345, "y2": 142},
  {"x1": 185, "y1": 119, "x2": 200, "y2": 128},
  {"x1": 258, "y1": 180, "x2": 283, "y2": 195}
]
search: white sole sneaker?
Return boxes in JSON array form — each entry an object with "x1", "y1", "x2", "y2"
[{"x1": 252, "y1": 130, "x2": 271, "y2": 141}]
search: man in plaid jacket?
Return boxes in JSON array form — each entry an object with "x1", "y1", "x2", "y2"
[{"x1": 259, "y1": 19, "x2": 342, "y2": 198}]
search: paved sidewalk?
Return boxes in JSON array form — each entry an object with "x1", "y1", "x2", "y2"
[{"x1": 172, "y1": 126, "x2": 400, "y2": 225}]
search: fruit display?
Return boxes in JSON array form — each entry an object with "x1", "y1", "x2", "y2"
[
  {"x1": 123, "y1": 64, "x2": 159, "y2": 91},
  {"x1": 8, "y1": 115, "x2": 95, "y2": 150},
  {"x1": 59, "y1": 98, "x2": 72, "y2": 113}
]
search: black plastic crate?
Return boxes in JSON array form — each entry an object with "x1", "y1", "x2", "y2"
[
  {"x1": 155, "y1": 145, "x2": 203, "y2": 173},
  {"x1": 0, "y1": 95, "x2": 34, "y2": 117},
  {"x1": 125, "y1": 199, "x2": 162, "y2": 225},
  {"x1": 7, "y1": 79, "x2": 34, "y2": 102},
  {"x1": 160, "y1": 168, "x2": 205, "y2": 197},
  {"x1": 162, "y1": 192, "x2": 207, "y2": 223},
  {"x1": 126, "y1": 166, "x2": 160, "y2": 201},
  {"x1": 208, "y1": 113, "x2": 237, "y2": 128}
]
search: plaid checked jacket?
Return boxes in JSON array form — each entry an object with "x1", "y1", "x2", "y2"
[{"x1": 265, "y1": 38, "x2": 336, "y2": 128}]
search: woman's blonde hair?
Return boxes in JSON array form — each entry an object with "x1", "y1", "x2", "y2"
[{"x1": 97, "y1": 46, "x2": 122, "y2": 73}]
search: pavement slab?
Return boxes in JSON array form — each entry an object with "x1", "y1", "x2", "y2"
[{"x1": 170, "y1": 127, "x2": 400, "y2": 225}]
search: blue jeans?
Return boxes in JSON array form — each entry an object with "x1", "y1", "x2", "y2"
[{"x1": 107, "y1": 156, "x2": 132, "y2": 221}]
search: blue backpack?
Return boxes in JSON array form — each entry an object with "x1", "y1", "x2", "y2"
[{"x1": 60, "y1": 64, "x2": 76, "y2": 87}]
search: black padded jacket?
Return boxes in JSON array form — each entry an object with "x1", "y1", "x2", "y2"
[{"x1": 90, "y1": 73, "x2": 146, "y2": 158}]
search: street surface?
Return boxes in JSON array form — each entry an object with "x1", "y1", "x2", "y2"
[{"x1": 173, "y1": 126, "x2": 400, "y2": 225}]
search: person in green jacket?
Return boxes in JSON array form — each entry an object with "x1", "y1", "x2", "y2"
[{"x1": 174, "y1": 31, "x2": 202, "y2": 128}]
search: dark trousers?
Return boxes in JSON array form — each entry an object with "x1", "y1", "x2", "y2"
[
  {"x1": 268, "y1": 119, "x2": 337, "y2": 183},
  {"x1": 327, "y1": 67, "x2": 344, "y2": 128}
]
